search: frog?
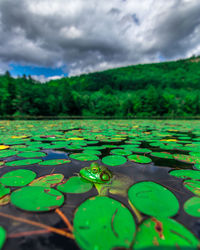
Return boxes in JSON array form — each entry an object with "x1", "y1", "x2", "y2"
[
  {"x1": 79, "y1": 162, "x2": 143, "y2": 222},
  {"x1": 79, "y1": 162, "x2": 134, "y2": 197}
]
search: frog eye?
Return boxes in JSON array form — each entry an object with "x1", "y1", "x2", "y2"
[
  {"x1": 91, "y1": 166, "x2": 99, "y2": 173},
  {"x1": 100, "y1": 172, "x2": 110, "y2": 182}
]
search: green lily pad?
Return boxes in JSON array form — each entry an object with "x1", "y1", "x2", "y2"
[
  {"x1": 128, "y1": 154, "x2": 152, "y2": 164},
  {"x1": 173, "y1": 154, "x2": 196, "y2": 164},
  {"x1": 29, "y1": 174, "x2": 64, "y2": 187},
  {"x1": 57, "y1": 176, "x2": 93, "y2": 193},
  {"x1": 17, "y1": 152, "x2": 46, "y2": 158},
  {"x1": 5, "y1": 159, "x2": 42, "y2": 166},
  {"x1": 0, "y1": 226, "x2": 6, "y2": 250},
  {"x1": 0, "y1": 183, "x2": 10, "y2": 198},
  {"x1": 133, "y1": 217, "x2": 199, "y2": 249},
  {"x1": 110, "y1": 149, "x2": 132, "y2": 156},
  {"x1": 38, "y1": 159, "x2": 71, "y2": 166},
  {"x1": 184, "y1": 196, "x2": 200, "y2": 217},
  {"x1": 128, "y1": 181, "x2": 179, "y2": 217},
  {"x1": 69, "y1": 153, "x2": 99, "y2": 161},
  {"x1": 151, "y1": 152, "x2": 173, "y2": 159},
  {"x1": 130, "y1": 148, "x2": 152, "y2": 154},
  {"x1": 183, "y1": 180, "x2": 200, "y2": 196},
  {"x1": 0, "y1": 169, "x2": 36, "y2": 187},
  {"x1": 74, "y1": 196, "x2": 136, "y2": 250},
  {"x1": 169, "y1": 170, "x2": 200, "y2": 180},
  {"x1": 82, "y1": 150, "x2": 101, "y2": 155},
  {"x1": 102, "y1": 155, "x2": 127, "y2": 166},
  {"x1": 11, "y1": 186, "x2": 64, "y2": 212},
  {"x1": 0, "y1": 150, "x2": 18, "y2": 158}
]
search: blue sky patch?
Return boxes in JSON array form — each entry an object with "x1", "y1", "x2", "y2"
[{"x1": 9, "y1": 63, "x2": 68, "y2": 77}]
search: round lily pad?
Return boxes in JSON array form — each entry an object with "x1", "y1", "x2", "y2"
[
  {"x1": 183, "y1": 180, "x2": 200, "y2": 196},
  {"x1": 83, "y1": 150, "x2": 101, "y2": 155},
  {"x1": 69, "y1": 153, "x2": 99, "y2": 161},
  {"x1": 17, "y1": 152, "x2": 46, "y2": 158},
  {"x1": 102, "y1": 155, "x2": 127, "y2": 166},
  {"x1": 74, "y1": 196, "x2": 136, "y2": 250},
  {"x1": 133, "y1": 217, "x2": 199, "y2": 249},
  {"x1": 0, "y1": 169, "x2": 36, "y2": 187},
  {"x1": 39, "y1": 159, "x2": 71, "y2": 166},
  {"x1": 130, "y1": 148, "x2": 152, "y2": 154},
  {"x1": 173, "y1": 154, "x2": 196, "y2": 164},
  {"x1": 184, "y1": 197, "x2": 200, "y2": 217},
  {"x1": 128, "y1": 155, "x2": 152, "y2": 164},
  {"x1": 11, "y1": 186, "x2": 64, "y2": 212},
  {"x1": 0, "y1": 150, "x2": 18, "y2": 158},
  {"x1": 128, "y1": 181, "x2": 179, "y2": 217},
  {"x1": 0, "y1": 183, "x2": 10, "y2": 198},
  {"x1": 110, "y1": 149, "x2": 132, "y2": 156},
  {"x1": 151, "y1": 152, "x2": 173, "y2": 159},
  {"x1": 57, "y1": 176, "x2": 93, "y2": 193},
  {"x1": 29, "y1": 174, "x2": 64, "y2": 187},
  {"x1": 0, "y1": 226, "x2": 6, "y2": 250},
  {"x1": 5, "y1": 159, "x2": 41, "y2": 166},
  {"x1": 169, "y1": 170, "x2": 200, "y2": 180}
]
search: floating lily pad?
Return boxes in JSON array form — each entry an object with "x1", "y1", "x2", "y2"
[
  {"x1": 69, "y1": 153, "x2": 99, "y2": 161},
  {"x1": 0, "y1": 169, "x2": 36, "y2": 187},
  {"x1": 173, "y1": 154, "x2": 197, "y2": 164},
  {"x1": 128, "y1": 154, "x2": 152, "y2": 164},
  {"x1": 183, "y1": 180, "x2": 200, "y2": 196},
  {"x1": 0, "y1": 150, "x2": 18, "y2": 158},
  {"x1": 57, "y1": 176, "x2": 93, "y2": 193},
  {"x1": 39, "y1": 159, "x2": 71, "y2": 166},
  {"x1": 0, "y1": 183, "x2": 10, "y2": 198},
  {"x1": 184, "y1": 196, "x2": 200, "y2": 217},
  {"x1": 83, "y1": 150, "x2": 101, "y2": 155},
  {"x1": 110, "y1": 149, "x2": 132, "y2": 156},
  {"x1": 128, "y1": 181, "x2": 179, "y2": 217},
  {"x1": 102, "y1": 155, "x2": 127, "y2": 166},
  {"x1": 17, "y1": 152, "x2": 46, "y2": 158},
  {"x1": 5, "y1": 159, "x2": 41, "y2": 166},
  {"x1": 29, "y1": 174, "x2": 64, "y2": 187},
  {"x1": 151, "y1": 152, "x2": 173, "y2": 159},
  {"x1": 74, "y1": 196, "x2": 136, "y2": 250},
  {"x1": 133, "y1": 217, "x2": 199, "y2": 249},
  {"x1": 169, "y1": 169, "x2": 200, "y2": 180},
  {"x1": 0, "y1": 226, "x2": 6, "y2": 249},
  {"x1": 11, "y1": 186, "x2": 64, "y2": 212}
]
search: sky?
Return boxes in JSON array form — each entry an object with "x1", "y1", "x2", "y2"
[{"x1": 0, "y1": 0, "x2": 200, "y2": 82}]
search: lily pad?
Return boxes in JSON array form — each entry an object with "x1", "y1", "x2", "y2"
[
  {"x1": 69, "y1": 153, "x2": 99, "y2": 161},
  {"x1": 0, "y1": 183, "x2": 10, "y2": 198},
  {"x1": 0, "y1": 169, "x2": 36, "y2": 187},
  {"x1": 29, "y1": 174, "x2": 64, "y2": 187},
  {"x1": 11, "y1": 186, "x2": 64, "y2": 212},
  {"x1": 110, "y1": 149, "x2": 132, "y2": 156},
  {"x1": 0, "y1": 226, "x2": 6, "y2": 250},
  {"x1": 151, "y1": 152, "x2": 173, "y2": 159},
  {"x1": 184, "y1": 196, "x2": 200, "y2": 217},
  {"x1": 0, "y1": 150, "x2": 18, "y2": 158},
  {"x1": 128, "y1": 181, "x2": 179, "y2": 217},
  {"x1": 39, "y1": 159, "x2": 71, "y2": 166},
  {"x1": 57, "y1": 176, "x2": 93, "y2": 193},
  {"x1": 128, "y1": 154, "x2": 152, "y2": 164},
  {"x1": 74, "y1": 196, "x2": 136, "y2": 250},
  {"x1": 169, "y1": 169, "x2": 200, "y2": 180},
  {"x1": 5, "y1": 159, "x2": 41, "y2": 166},
  {"x1": 102, "y1": 155, "x2": 127, "y2": 166},
  {"x1": 17, "y1": 152, "x2": 46, "y2": 158},
  {"x1": 0, "y1": 195, "x2": 10, "y2": 206},
  {"x1": 133, "y1": 217, "x2": 199, "y2": 249},
  {"x1": 183, "y1": 180, "x2": 200, "y2": 196}
]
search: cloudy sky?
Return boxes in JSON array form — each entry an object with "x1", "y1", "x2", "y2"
[{"x1": 0, "y1": 0, "x2": 200, "y2": 81}]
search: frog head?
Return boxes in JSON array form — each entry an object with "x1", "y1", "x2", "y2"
[{"x1": 80, "y1": 162, "x2": 112, "y2": 184}]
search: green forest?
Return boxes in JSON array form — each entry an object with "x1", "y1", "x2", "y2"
[{"x1": 1, "y1": 56, "x2": 200, "y2": 118}]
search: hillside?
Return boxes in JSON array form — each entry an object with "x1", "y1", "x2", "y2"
[{"x1": 0, "y1": 56, "x2": 200, "y2": 117}]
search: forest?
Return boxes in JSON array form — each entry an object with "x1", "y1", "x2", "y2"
[{"x1": 0, "y1": 56, "x2": 200, "y2": 118}]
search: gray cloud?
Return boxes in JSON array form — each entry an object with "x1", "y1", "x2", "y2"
[{"x1": 0, "y1": 0, "x2": 200, "y2": 76}]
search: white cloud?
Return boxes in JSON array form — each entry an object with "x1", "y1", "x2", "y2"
[{"x1": 0, "y1": 0, "x2": 200, "y2": 77}]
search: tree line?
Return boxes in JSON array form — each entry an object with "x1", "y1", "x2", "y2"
[{"x1": 0, "y1": 56, "x2": 200, "y2": 118}]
